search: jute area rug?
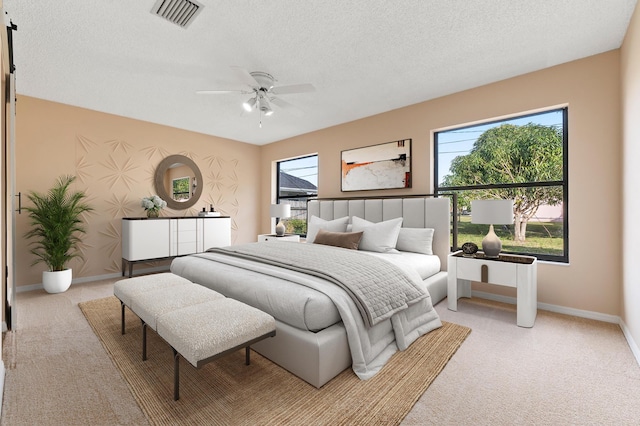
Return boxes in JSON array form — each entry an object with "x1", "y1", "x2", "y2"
[{"x1": 80, "y1": 296, "x2": 470, "y2": 425}]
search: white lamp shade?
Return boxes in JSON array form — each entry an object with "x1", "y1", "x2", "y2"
[
  {"x1": 270, "y1": 203, "x2": 291, "y2": 219},
  {"x1": 471, "y1": 200, "x2": 514, "y2": 225}
]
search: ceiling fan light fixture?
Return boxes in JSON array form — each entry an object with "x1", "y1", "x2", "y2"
[
  {"x1": 242, "y1": 97, "x2": 256, "y2": 112},
  {"x1": 258, "y1": 96, "x2": 274, "y2": 116}
]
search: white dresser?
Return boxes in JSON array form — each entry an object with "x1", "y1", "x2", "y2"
[{"x1": 122, "y1": 216, "x2": 231, "y2": 277}]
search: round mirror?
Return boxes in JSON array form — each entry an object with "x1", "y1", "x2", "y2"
[{"x1": 154, "y1": 155, "x2": 204, "y2": 210}]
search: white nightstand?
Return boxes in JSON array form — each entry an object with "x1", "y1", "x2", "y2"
[
  {"x1": 257, "y1": 234, "x2": 301, "y2": 242},
  {"x1": 447, "y1": 250, "x2": 537, "y2": 327}
]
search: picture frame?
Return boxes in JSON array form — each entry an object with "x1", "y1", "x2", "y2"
[{"x1": 341, "y1": 139, "x2": 412, "y2": 191}]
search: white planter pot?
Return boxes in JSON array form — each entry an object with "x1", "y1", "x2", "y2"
[{"x1": 42, "y1": 269, "x2": 72, "y2": 294}]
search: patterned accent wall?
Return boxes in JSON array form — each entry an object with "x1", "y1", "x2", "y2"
[
  {"x1": 73, "y1": 134, "x2": 241, "y2": 277},
  {"x1": 15, "y1": 96, "x2": 260, "y2": 288}
]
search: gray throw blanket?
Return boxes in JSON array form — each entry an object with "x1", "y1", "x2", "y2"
[{"x1": 207, "y1": 242, "x2": 427, "y2": 328}]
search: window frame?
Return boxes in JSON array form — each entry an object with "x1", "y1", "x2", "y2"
[
  {"x1": 276, "y1": 154, "x2": 318, "y2": 237},
  {"x1": 434, "y1": 107, "x2": 569, "y2": 263}
]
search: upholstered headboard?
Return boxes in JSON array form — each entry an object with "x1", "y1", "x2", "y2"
[{"x1": 307, "y1": 195, "x2": 450, "y2": 271}]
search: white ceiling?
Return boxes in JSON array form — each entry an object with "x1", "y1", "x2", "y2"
[{"x1": 4, "y1": 0, "x2": 637, "y2": 146}]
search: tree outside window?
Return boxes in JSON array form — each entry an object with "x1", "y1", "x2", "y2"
[
  {"x1": 172, "y1": 177, "x2": 190, "y2": 201},
  {"x1": 435, "y1": 108, "x2": 568, "y2": 262}
]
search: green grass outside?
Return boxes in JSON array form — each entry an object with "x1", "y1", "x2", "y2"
[{"x1": 455, "y1": 215, "x2": 564, "y2": 256}]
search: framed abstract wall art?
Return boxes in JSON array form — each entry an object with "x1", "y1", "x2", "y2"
[{"x1": 341, "y1": 139, "x2": 412, "y2": 191}]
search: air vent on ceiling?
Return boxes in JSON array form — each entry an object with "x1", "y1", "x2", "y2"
[{"x1": 151, "y1": 0, "x2": 203, "y2": 29}]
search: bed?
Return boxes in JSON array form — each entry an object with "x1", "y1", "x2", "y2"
[{"x1": 170, "y1": 195, "x2": 450, "y2": 388}]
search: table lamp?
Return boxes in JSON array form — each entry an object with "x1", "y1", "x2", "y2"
[
  {"x1": 270, "y1": 203, "x2": 291, "y2": 236},
  {"x1": 471, "y1": 199, "x2": 514, "y2": 258}
]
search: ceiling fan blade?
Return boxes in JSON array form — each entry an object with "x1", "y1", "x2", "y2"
[
  {"x1": 196, "y1": 89, "x2": 252, "y2": 95},
  {"x1": 230, "y1": 65, "x2": 260, "y2": 88},
  {"x1": 270, "y1": 96, "x2": 305, "y2": 117},
  {"x1": 271, "y1": 83, "x2": 316, "y2": 95}
]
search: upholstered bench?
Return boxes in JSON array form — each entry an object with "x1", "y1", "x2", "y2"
[
  {"x1": 157, "y1": 298, "x2": 276, "y2": 400},
  {"x1": 114, "y1": 272, "x2": 193, "y2": 335},
  {"x1": 113, "y1": 273, "x2": 276, "y2": 400}
]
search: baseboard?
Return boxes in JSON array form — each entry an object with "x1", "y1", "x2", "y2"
[
  {"x1": 15, "y1": 265, "x2": 171, "y2": 293},
  {"x1": 619, "y1": 319, "x2": 640, "y2": 367},
  {"x1": 471, "y1": 290, "x2": 620, "y2": 324}
]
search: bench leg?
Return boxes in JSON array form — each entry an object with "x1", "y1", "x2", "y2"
[
  {"x1": 121, "y1": 301, "x2": 125, "y2": 335},
  {"x1": 245, "y1": 346, "x2": 250, "y2": 365},
  {"x1": 172, "y1": 347, "x2": 180, "y2": 401},
  {"x1": 142, "y1": 320, "x2": 148, "y2": 361}
]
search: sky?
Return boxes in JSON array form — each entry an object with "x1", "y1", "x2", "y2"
[{"x1": 279, "y1": 155, "x2": 318, "y2": 187}]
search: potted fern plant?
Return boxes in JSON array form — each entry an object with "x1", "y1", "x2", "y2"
[{"x1": 24, "y1": 175, "x2": 93, "y2": 293}]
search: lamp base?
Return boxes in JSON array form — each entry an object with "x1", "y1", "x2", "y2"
[
  {"x1": 275, "y1": 221, "x2": 286, "y2": 236},
  {"x1": 482, "y1": 224, "x2": 502, "y2": 258}
]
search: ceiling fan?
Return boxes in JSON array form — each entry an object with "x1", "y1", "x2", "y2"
[{"x1": 197, "y1": 66, "x2": 315, "y2": 126}]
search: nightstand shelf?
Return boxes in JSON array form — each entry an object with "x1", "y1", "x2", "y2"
[
  {"x1": 447, "y1": 250, "x2": 538, "y2": 327},
  {"x1": 257, "y1": 234, "x2": 301, "y2": 242}
]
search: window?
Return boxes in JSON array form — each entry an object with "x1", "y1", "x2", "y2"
[
  {"x1": 276, "y1": 155, "x2": 318, "y2": 236},
  {"x1": 434, "y1": 108, "x2": 568, "y2": 262}
]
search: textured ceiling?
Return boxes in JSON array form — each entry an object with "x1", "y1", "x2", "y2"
[{"x1": 4, "y1": 0, "x2": 637, "y2": 145}]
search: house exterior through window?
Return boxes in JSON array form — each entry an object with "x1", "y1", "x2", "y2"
[{"x1": 276, "y1": 154, "x2": 318, "y2": 236}]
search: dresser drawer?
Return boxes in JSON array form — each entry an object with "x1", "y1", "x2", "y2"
[{"x1": 456, "y1": 257, "x2": 517, "y2": 287}]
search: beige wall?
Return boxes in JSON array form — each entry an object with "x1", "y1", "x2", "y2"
[
  {"x1": 15, "y1": 96, "x2": 261, "y2": 288},
  {"x1": 261, "y1": 51, "x2": 622, "y2": 316},
  {"x1": 12, "y1": 49, "x2": 628, "y2": 318},
  {"x1": 622, "y1": 4, "x2": 640, "y2": 349}
]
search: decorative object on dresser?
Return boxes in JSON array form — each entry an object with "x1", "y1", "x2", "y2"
[
  {"x1": 198, "y1": 204, "x2": 221, "y2": 217},
  {"x1": 23, "y1": 175, "x2": 93, "y2": 293},
  {"x1": 341, "y1": 139, "x2": 411, "y2": 191},
  {"x1": 141, "y1": 195, "x2": 167, "y2": 218},
  {"x1": 447, "y1": 250, "x2": 537, "y2": 327},
  {"x1": 471, "y1": 199, "x2": 514, "y2": 258},
  {"x1": 461, "y1": 242, "x2": 479, "y2": 256},
  {"x1": 121, "y1": 216, "x2": 231, "y2": 277},
  {"x1": 270, "y1": 203, "x2": 291, "y2": 236}
]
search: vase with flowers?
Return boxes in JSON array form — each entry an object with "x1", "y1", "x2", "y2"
[{"x1": 141, "y1": 195, "x2": 167, "y2": 218}]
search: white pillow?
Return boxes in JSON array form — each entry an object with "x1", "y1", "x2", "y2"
[
  {"x1": 396, "y1": 228, "x2": 434, "y2": 255},
  {"x1": 306, "y1": 216, "x2": 349, "y2": 243},
  {"x1": 351, "y1": 216, "x2": 403, "y2": 253}
]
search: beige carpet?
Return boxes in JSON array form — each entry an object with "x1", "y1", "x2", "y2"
[
  {"x1": 6, "y1": 280, "x2": 640, "y2": 424},
  {"x1": 79, "y1": 296, "x2": 470, "y2": 425}
]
